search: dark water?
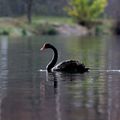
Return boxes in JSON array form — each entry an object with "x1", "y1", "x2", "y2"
[{"x1": 0, "y1": 35, "x2": 120, "y2": 120}]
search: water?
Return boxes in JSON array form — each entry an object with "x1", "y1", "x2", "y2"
[{"x1": 0, "y1": 35, "x2": 120, "y2": 120}]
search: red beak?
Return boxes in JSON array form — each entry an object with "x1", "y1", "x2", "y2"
[
  {"x1": 40, "y1": 47, "x2": 44, "y2": 51},
  {"x1": 40, "y1": 44, "x2": 46, "y2": 51}
]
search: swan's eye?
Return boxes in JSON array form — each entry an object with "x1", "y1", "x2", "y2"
[
  {"x1": 41, "y1": 43, "x2": 51, "y2": 51},
  {"x1": 44, "y1": 44, "x2": 50, "y2": 48}
]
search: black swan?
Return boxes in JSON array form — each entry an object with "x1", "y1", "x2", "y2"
[{"x1": 40, "y1": 43, "x2": 89, "y2": 73}]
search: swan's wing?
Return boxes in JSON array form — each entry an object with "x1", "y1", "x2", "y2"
[{"x1": 53, "y1": 60, "x2": 84, "y2": 72}]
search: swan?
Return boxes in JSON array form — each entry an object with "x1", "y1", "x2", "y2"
[{"x1": 40, "y1": 43, "x2": 89, "y2": 73}]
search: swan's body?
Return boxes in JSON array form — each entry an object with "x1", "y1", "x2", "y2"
[{"x1": 41, "y1": 43, "x2": 89, "y2": 73}]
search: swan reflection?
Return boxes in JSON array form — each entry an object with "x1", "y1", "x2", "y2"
[{"x1": 39, "y1": 70, "x2": 108, "y2": 120}]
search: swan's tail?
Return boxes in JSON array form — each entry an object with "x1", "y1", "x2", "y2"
[{"x1": 85, "y1": 67, "x2": 89, "y2": 72}]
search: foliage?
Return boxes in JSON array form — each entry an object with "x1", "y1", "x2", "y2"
[
  {"x1": 65, "y1": 0, "x2": 108, "y2": 26},
  {"x1": 0, "y1": 16, "x2": 73, "y2": 37},
  {"x1": 0, "y1": 29, "x2": 10, "y2": 35},
  {"x1": 35, "y1": 23, "x2": 58, "y2": 35},
  {"x1": 0, "y1": 0, "x2": 67, "y2": 16},
  {"x1": 44, "y1": 27, "x2": 58, "y2": 35},
  {"x1": 21, "y1": 29, "x2": 27, "y2": 36}
]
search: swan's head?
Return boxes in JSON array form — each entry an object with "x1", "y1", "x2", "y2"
[
  {"x1": 40, "y1": 43, "x2": 51, "y2": 50},
  {"x1": 40, "y1": 43, "x2": 53, "y2": 51}
]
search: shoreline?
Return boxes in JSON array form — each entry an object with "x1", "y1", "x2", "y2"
[{"x1": 0, "y1": 17, "x2": 110, "y2": 37}]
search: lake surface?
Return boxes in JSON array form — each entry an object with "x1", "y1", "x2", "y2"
[{"x1": 0, "y1": 35, "x2": 120, "y2": 120}]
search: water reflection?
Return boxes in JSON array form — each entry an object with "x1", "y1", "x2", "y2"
[
  {"x1": 0, "y1": 35, "x2": 120, "y2": 120},
  {"x1": 0, "y1": 36, "x2": 8, "y2": 120},
  {"x1": 38, "y1": 70, "x2": 107, "y2": 120},
  {"x1": 106, "y1": 36, "x2": 120, "y2": 120}
]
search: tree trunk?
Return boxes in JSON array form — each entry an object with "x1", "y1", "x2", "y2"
[{"x1": 27, "y1": 0, "x2": 33, "y2": 24}]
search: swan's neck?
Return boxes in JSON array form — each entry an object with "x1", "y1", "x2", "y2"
[{"x1": 47, "y1": 46, "x2": 58, "y2": 72}]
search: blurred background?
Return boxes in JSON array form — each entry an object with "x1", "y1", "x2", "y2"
[
  {"x1": 0, "y1": 0, "x2": 119, "y2": 36},
  {"x1": 0, "y1": 1, "x2": 120, "y2": 120}
]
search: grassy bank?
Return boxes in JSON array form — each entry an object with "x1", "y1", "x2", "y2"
[
  {"x1": 0, "y1": 16, "x2": 112, "y2": 37},
  {"x1": 0, "y1": 16, "x2": 74, "y2": 37}
]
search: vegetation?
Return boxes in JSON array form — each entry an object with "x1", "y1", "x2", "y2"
[
  {"x1": 0, "y1": 0, "x2": 67, "y2": 24},
  {"x1": 0, "y1": 16, "x2": 112, "y2": 37},
  {"x1": 65, "y1": 0, "x2": 108, "y2": 27},
  {"x1": 0, "y1": 0, "x2": 67, "y2": 17},
  {"x1": 0, "y1": 16, "x2": 73, "y2": 37},
  {"x1": 0, "y1": 29, "x2": 10, "y2": 35},
  {"x1": 41, "y1": 26, "x2": 58, "y2": 35}
]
